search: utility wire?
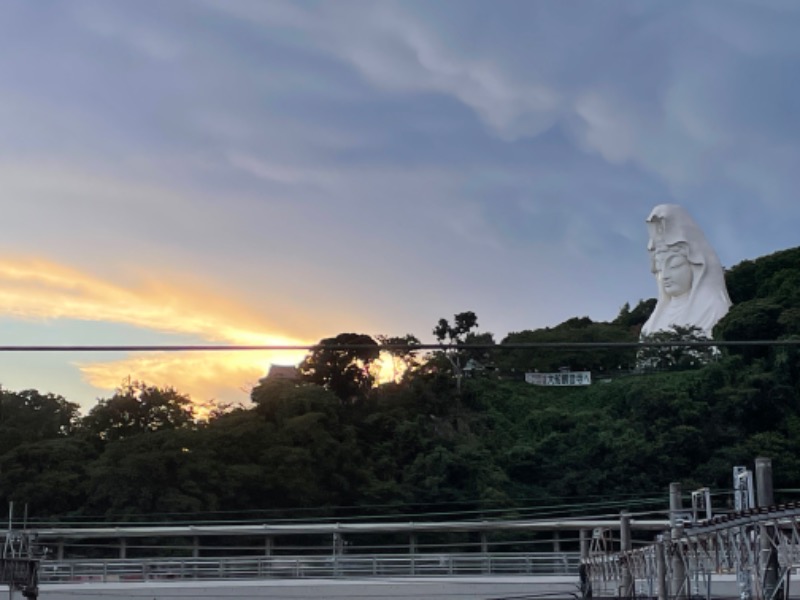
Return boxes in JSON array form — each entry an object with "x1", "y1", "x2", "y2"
[
  {"x1": 0, "y1": 340, "x2": 797, "y2": 351},
  {"x1": 28, "y1": 496, "x2": 670, "y2": 528}
]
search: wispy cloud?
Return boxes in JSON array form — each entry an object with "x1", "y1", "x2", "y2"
[
  {"x1": 0, "y1": 257, "x2": 300, "y2": 344},
  {"x1": 0, "y1": 257, "x2": 307, "y2": 403},
  {"x1": 2, "y1": 0, "x2": 800, "y2": 403},
  {"x1": 79, "y1": 350, "x2": 303, "y2": 408}
]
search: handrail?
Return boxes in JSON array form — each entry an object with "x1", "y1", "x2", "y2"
[
  {"x1": 27, "y1": 519, "x2": 670, "y2": 540},
  {"x1": 39, "y1": 552, "x2": 581, "y2": 584}
]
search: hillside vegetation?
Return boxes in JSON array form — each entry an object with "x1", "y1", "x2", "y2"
[{"x1": 2, "y1": 247, "x2": 800, "y2": 523}]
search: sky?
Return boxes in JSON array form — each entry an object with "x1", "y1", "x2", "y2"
[{"x1": 2, "y1": 0, "x2": 800, "y2": 413}]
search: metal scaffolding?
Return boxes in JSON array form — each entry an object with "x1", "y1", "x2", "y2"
[{"x1": 584, "y1": 503, "x2": 800, "y2": 599}]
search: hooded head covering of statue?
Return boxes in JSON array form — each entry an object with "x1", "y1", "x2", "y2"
[{"x1": 640, "y1": 204, "x2": 732, "y2": 338}]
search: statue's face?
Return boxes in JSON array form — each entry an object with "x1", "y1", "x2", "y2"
[{"x1": 655, "y1": 245, "x2": 693, "y2": 298}]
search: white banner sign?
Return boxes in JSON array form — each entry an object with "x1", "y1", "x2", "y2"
[{"x1": 525, "y1": 371, "x2": 591, "y2": 386}]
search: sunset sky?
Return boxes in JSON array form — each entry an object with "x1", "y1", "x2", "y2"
[{"x1": 2, "y1": 0, "x2": 800, "y2": 412}]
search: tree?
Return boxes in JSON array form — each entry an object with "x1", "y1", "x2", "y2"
[
  {"x1": 0, "y1": 438, "x2": 96, "y2": 516},
  {"x1": 82, "y1": 381, "x2": 195, "y2": 441},
  {"x1": 613, "y1": 299, "x2": 657, "y2": 330},
  {"x1": 433, "y1": 311, "x2": 486, "y2": 391},
  {"x1": 298, "y1": 333, "x2": 380, "y2": 402},
  {"x1": 498, "y1": 318, "x2": 637, "y2": 374},
  {"x1": 375, "y1": 334, "x2": 422, "y2": 382},
  {"x1": 82, "y1": 428, "x2": 221, "y2": 519},
  {"x1": 251, "y1": 378, "x2": 339, "y2": 422},
  {"x1": 637, "y1": 325, "x2": 717, "y2": 371},
  {"x1": 714, "y1": 300, "x2": 785, "y2": 361},
  {"x1": 0, "y1": 389, "x2": 80, "y2": 455}
]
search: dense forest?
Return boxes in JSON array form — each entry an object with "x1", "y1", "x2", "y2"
[{"x1": 2, "y1": 246, "x2": 800, "y2": 524}]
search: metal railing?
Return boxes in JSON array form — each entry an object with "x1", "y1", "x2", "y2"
[
  {"x1": 40, "y1": 552, "x2": 581, "y2": 584},
  {"x1": 583, "y1": 503, "x2": 800, "y2": 599}
]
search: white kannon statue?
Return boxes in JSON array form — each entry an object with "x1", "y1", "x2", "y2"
[{"x1": 640, "y1": 204, "x2": 732, "y2": 339}]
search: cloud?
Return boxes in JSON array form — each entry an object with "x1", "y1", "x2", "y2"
[
  {"x1": 3, "y1": 0, "x2": 800, "y2": 374},
  {"x1": 0, "y1": 256, "x2": 309, "y2": 404},
  {"x1": 79, "y1": 350, "x2": 304, "y2": 407},
  {"x1": 0, "y1": 257, "x2": 300, "y2": 344}
]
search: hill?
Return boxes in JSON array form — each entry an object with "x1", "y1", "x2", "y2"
[{"x1": 1, "y1": 246, "x2": 799, "y2": 522}]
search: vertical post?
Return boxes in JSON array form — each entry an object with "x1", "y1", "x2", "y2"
[
  {"x1": 553, "y1": 530, "x2": 561, "y2": 553},
  {"x1": 579, "y1": 530, "x2": 591, "y2": 600},
  {"x1": 755, "y1": 457, "x2": 774, "y2": 507},
  {"x1": 56, "y1": 540, "x2": 64, "y2": 561},
  {"x1": 620, "y1": 511, "x2": 633, "y2": 597},
  {"x1": 480, "y1": 532, "x2": 488, "y2": 554},
  {"x1": 734, "y1": 467, "x2": 754, "y2": 600},
  {"x1": 409, "y1": 533, "x2": 417, "y2": 576},
  {"x1": 669, "y1": 482, "x2": 683, "y2": 529},
  {"x1": 192, "y1": 536, "x2": 200, "y2": 558},
  {"x1": 6, "y1": 501, "x2": 13, "y2": 558},
  {"x1": 756, "y1": 457, "x2": 780, "y2": 600},
  {"x1": 656, "y1": 536, "x2": 668, "y2": 600},
  {"x1": 264, "y1": 536, "x2": 272, "y2": 557},
  {"x1": 580, "y1": 529, "x2": 590, "y2": 561},
  {"x1": 670, "y1": 482, "x2": 687, "y2": 600},
  {"x1": 333, "y1": 531, "x2": 343, "y2": 577},
  {"x1": 620, "y1": 512, "x2": 632, "y2": 552}
]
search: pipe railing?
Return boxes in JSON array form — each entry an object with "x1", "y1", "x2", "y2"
[{"x1": 39, "y1": 551, "x2": 581, "y2": 584}]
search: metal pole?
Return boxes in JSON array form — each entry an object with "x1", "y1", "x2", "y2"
[
  {"x1": 670, "y1": 482, "x2": 687, "y2": 600},
  {"x1": 620, "y1": 511, "x2": 632, "y2": 552},
  {"x1": 755, "y1": 457, "x2": 774, "y2": 507},
  {"x1": 620, "y1": 511, "x2": 633, "y2": 597},
  {"x1": 409, "y1": 533, "x2": 416, "y2": 576},
  {"x1": 656, "y1": 537, "x2": 668, "y2": 600},
  {"x1": 756, "y1": 457, "x2": 781, "y2": 600},
  {"x1": 6, "y1": 502, "x2": 12, "y2": 559},
  {"x1": 580, "y1": 529, "x2": 589, "y2": 561},
  {"x1": 579, "y1": 529, "x2": 592, "y2": 600},
  {"x1": 669, "y1": 482, "x2": 683, "y2": 529}
]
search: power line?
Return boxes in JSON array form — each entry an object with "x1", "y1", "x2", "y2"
[{"x1": 0, "y1": 340, "x2": 797, "y2": 352}]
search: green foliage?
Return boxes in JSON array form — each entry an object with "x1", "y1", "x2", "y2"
[
  {"x1": 499, "y1": 316, "x2": 638, "y2": 373},
  {"x1": 0, "y1": 438, "x2": 96, "y2": 515},
  {"x1": 725, "y1": 247, "x2": 800, "y2": 304},
  {"x1": 376, "y1": 334, "x2": 422, "y2": 381},
  {"x1": 82, "y1": 381, "x2": 195, "y2": 441},
  {"x1": 714, "y1": 300, "x2": 784, "y2": 358},
  {"x1": 0, "y1": 389, "x2": 80, "y2": 454},
  {"x1": 431, "y1": 311, "x2": 491, "y2": 391},
  {"x1": 250, "y1": 378, "x2": 340, "y2": 423},
  {"x1": 638, "y1": 325, "x2": 717, "y2": 370},
  {"x1": 298, "y1": 333, "x2": 380, "y2": 402},
  {"x1": 2, "y1": 245, "x2": 800, "y2": 524},
  {"x1": 82, "y1": 429, "x2": 220, "y2": 519},
  {"x1": 613, "y1": 299, "x2": 657, "y2": 330},
  {"x1": 433, "y1": 311, "x2": 479, "y2": 344}
]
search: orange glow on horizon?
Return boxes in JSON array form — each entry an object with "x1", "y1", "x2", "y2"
[
  {"x1": 79, "y1": 350, "x2": 307, "y2": 409},
  {"x1": 0, "y1": 256, "x2": 312, "y2": 407}
]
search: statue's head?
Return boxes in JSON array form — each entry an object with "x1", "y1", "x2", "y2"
[
  {"x1": 641, "y1": 204, "x2": 732, "y2": 338},
  {"x1": 646, "y1": 205, "x2": 714, "y2": 299},
  {"x1": 653, "y1": 241, "x2": 693, "y2": 298}
]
